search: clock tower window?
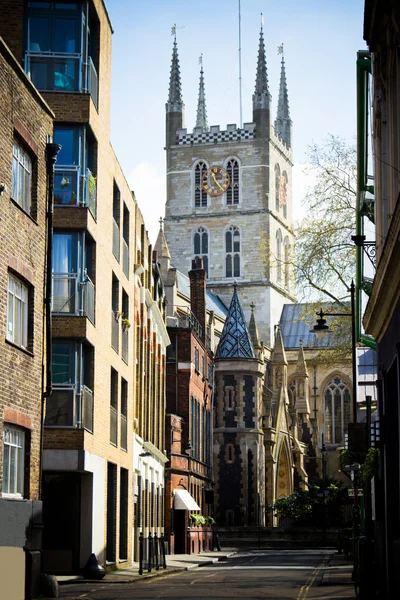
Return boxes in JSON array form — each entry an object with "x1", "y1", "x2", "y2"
[
  {"x1": 275, "y1": 164, "x2": 281, "y2": 212},
  {"x1": 226, "y1": 158, "x2": 239, "y2": 205},
  {"x1": 193, "y1": 226, "x2": 209, "y2": 276},
  {"x1": 194, "y1": 161, "x2": 208, "y2": 207},
  {"x1": 225, "y1": 225, "x2": 241, "y2": 278}
]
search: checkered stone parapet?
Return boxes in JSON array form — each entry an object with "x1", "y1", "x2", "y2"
[{"x1": 177, "y1": 123, "x2": 256, "y2": 145}]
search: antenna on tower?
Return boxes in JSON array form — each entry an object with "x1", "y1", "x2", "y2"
[{"x1": 238, "y1": 0, "x2": 243, "y2": 128}]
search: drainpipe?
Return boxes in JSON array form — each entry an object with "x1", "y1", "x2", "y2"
[
  {"x1": 356, "y1": 51, "x2": 372, "y2": 344},
  {"x1": 39, "y1": 142, "x2": 61, "y2": 499}
]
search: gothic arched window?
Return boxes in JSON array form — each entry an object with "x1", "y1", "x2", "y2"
[
  {"x1": 281, "y1": 171, "x2": 288, "y2": 218},
  {"x1": 275, "y1": 164, "x2": 281, "y2": 212},
  {"x1": 194, "y1": 161, "x2": 208, "y2": 208},
  {"x1": 276, "y1": 229, "x2": 283, "y2": 282},
  {"x1": 226, "y1": 158, "x2": 240, "y2": 205},
  {"x1": 324, "y1": 376, "x2": 351, "y2": 444},
  {"x1": 225, "y1": 225, "x2": 241, "y2": 278},
  {"x1": 284, "y1": 236, "x2": 290, "y2": 288},
  {"x1": 193, "y1": 226, "x2": 209, "y2": 276}
]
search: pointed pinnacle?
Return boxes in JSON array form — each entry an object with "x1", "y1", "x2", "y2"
[
  {"x1": 275, "y1": 54, "x2": 292, "y2": 145},
  {"x1": 253, "y1": 26, "x2": 270, "y2": 111},
  {"x1": 167, "y1": 38, "x2": 183, "y2": 110},
  {"x1": 195, "y1": 64, "x2": 208, "y2": 131}
]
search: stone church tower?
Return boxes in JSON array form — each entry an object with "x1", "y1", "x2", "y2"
[{"x1": 164, "y1": 27, "x2": 296, "y2": 347}]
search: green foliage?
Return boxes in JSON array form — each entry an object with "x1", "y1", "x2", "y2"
[
  {"x1": 360, "y1": 447, "x2": 378, "y2": 486},
  {"x1": 190, "y1": 514, "x2": 206, "y2": 526},
  {"x1": 204, "y1": 516, "x2": 216, "y2": 525}
]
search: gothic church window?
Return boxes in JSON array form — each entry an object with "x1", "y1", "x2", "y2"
[
  {"x1": 225, "y1": 225, "x2": 241, "y2": 278},
  {"x1": 324, "y1": 376, "x2": 351, "y2": 444},
  {"x1": 193, "y1": 226, "x2": 209, "y2": 276},
  {"x1": 194, "y1": 161, "x2": 208, "y2": 207},
  {"x1": 276, "y1": 230, "x2": 283, "y2": 282},
  {"x1": 284, "y1": 236, "x2": 290, "y2": 288},
  {"x1": 225, "y1": 158, "x2": 240, "y2": 205},
  {"x1": 275, "y1": 164, "x2": 281, "y2": 212},
  {"x1": 281, "y1": 171, "x2": 288, "y2": 218}
]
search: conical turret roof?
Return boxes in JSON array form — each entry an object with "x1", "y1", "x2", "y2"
[{"x1": 216, "y1": 285, "x2": 255, "y2": 359}]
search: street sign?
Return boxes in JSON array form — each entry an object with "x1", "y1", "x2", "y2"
[{"x1": 348, "y1": 488, "x2": 363, "y2": 497}]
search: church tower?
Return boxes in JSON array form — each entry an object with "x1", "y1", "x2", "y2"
[{"x1": 164, "y1": 26, "x2": 295, "y2": 347}]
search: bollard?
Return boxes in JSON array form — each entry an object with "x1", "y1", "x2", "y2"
[
  {"x1": 154, "y1": 533, "x2": 159, "y2": 570},
  {"x1": 160, "y1": 533, "x2": 167, "y2": 569},
  {"x1": 139, "y1": 532, "x2": 144, "y2": 575},
  {"x1": 148, "y1": 533, "x2": 153, "y2": 573}
]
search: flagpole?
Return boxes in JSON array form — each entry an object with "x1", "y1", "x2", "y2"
[{"x1": 238, "y1": 0, "x2": 243, "y2": 128}]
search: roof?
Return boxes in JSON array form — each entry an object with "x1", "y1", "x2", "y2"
[
  {"x1": 279, "y1": 303, "x2": 348, "y2": 349},
  {"x1": 176, "y1": 271, "x2": 228, "y2": 320},
  {"x1": 215, "y1": 285, "x2": 255, "y2": 359}
]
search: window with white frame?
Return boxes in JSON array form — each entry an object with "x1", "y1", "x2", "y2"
[
  {"x1": 2, "y1": 425, "x2": 25, "y2": 496},
  {"x1": 226, "y1": 158, "x2": 239, "y2": 205},
  {"x1": 7, "y1": 273, "x2": 29, "y2": 349},
  {"x1": 324, "y1": 376, "x2": 351, "y2": 444},
  {"x1": 193, "y1": 226, "x2": 209, "y2": 276},
  {"x1": 12, "y1": 139, "x2": 32, "y2": 213},
  {"x1": 194, "y1": 161, "x2": 208, "y2": 207},
  {"x1": 276, "y1": 230, "x2": 283, "y2": 283},
  {"x1": 225, "y1": 225, "x2": 241, "y2": 278}
]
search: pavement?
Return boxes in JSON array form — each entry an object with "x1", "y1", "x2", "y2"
[
  {"x1": 320, "y1": 551, "x2": 353, "y2": 586},
  {"x1": 56, "y1": 549, "x2": 238, "y2": 585}
]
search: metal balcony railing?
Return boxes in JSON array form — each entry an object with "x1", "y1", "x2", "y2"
[
  {"x1": 120, "y1": 414, "x2": 127, "y2": 451},
  {"x1": 111, "y1": 310, "x2": 120, "y2": 352},
  {"x1": 122, "y1": 327, "x2": 129, "y2": 364},
  {"x1": 110, "y1": 405, "x2": 118, "y2": 446},
  {"x1": 122, "y1": 238, "x2": 129, "y2": 278},
  {"x1": 178, "y1": 311, "x2": 203, "y2": 339},
  {"x1": 25, "y1": 51, "x2": 98, "y2": 107},
  {"x1": 52, "y1": 273, "x2": 95, "y2": 323},
  {"x1": 45, "y1": 384, "x2": 93, "y2": 432},
  {"x1": 54, "y1": 167, "x2": 97, "y2": 218},
  {"x1": 113, "y1": 218, "x2": 120, "y2": 261}
]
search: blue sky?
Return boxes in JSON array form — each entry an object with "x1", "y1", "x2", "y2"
[{"x1": 106, "y1": 0, "x2": 366, "y2": 244}]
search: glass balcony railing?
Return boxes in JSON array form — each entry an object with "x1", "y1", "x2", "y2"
[
  {"x1": 110, "y1": 405, "x2": 118, "y2": 446},
  {"x1": 113, "y1": 219, "x2": 120, "y2": 261},
  {"x1": 122, "y1": 238, "x2": 129, "y2": 278},
  {"x1": 54, "y1": 167, "x2": 97, "y2": 219},
  {"x1": 122, "y1": 328, "x2": 128, "y2": 364},
  {"x1": 120, "y1": 414, "x2": 127, "y2": 451},
  {"x1": 25, "y1": 51, "x2": 98, "y2": 108},
  {"x1": 45, "y1": 384, "x2": 93, "y2": 432},
  {"x1": 111, "y1": 310, "x2": 119, "y2": 352},
  {"x1": 52, "y1": 272, "x2": 95, "y2": 323}
]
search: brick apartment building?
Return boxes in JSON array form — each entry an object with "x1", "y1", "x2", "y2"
[
  {"x1": 0, "y1": 0, "x2": 169, "y2": 580},
  {"x1": 0, "y1": 35, "x2": 54, "y2": 599}
]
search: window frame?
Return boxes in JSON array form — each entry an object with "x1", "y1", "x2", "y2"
[
  {"x1": 225, "y1": 225, "x2": 241, "y2": 278},
  {"x1": 224, "y1": 157, "x2": 241, "y2": 206},
  {"x1": 12, "y1": 139, "x2": 33, "y2": 214},
  {"x1": 276, "y1": 230, "x2": 283, "y2": 283},
  {"x1": 7, "y1": 273, "x2": 29, "y2": 350},
  {"x1": 2, "y1": 425, "x2": 26, "y2": 497},
  {"x1": 275, "y1": 163, "x2": 281, "y2": 212},
  {"x1": 192, "y1": 226, "x2": 209, "y2": 277},
  {"x1": 192, "y1": 160, "x2": 209, "y2": 208},
  {"x1": 324, "y1": 376, "x2": 351, "y2": 445}
]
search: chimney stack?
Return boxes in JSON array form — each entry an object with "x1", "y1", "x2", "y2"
[{"x1": 189, "y1": 258, "x2": 206, "y2": 343}]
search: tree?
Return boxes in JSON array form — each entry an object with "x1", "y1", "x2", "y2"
[{"x1": 292, "y1": 135, "x2": 357, "y2": 305}]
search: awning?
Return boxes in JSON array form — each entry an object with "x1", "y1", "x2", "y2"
[{"x1": 173, "y1": 489, "x2": 201, "y2": 511}]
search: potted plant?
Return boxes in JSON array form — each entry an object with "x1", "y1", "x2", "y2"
[
  {"x1": 122, "y1": 317, "x2": 131, "y2": 331},
  {"x1": 190, "y1": 514, "x2": 206, "y2": 527}
]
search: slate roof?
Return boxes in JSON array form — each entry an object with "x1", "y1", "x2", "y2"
[
  {"x1": 215, "y1": 285, "x2": 255, "y2": 359},
  {"x1": 279, "y1": 303, "x2": 348, "y2": 349},
  {"x1": 176, "y1": 271, "x2": 228, "y2": 320}
]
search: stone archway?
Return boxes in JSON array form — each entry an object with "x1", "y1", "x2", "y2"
[{"x1": 276, "y1": 440, "x2": 292, "y2": 498}]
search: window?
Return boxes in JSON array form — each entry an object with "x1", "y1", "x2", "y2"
[
  {"x1": 275, "y1": 164, "x2": 281, "y2": 212},
  {"x1": 194, "y1": 161, "x2": 208, "y2": 207},
  {"x1": 284, "y1": 237, "x2": 290, "y2": 288},
  {"x1": 276, "y1": 230, "x2": 283, "y2": 283},
  {"x1": 281, "y1": 171, "x2": 288, "y2": 218},
  {"x1": 2, "y1": 425, "x2": 25, "y2": 496},
  {"x1": 225, "y1": 386, "x2": 235, "y2": 410},
  {"x1": 193, "y1": 227, "x2": 209, "y2": 276},
  {"x1": 194, "y1": 346, "x2": 199, "y2": 372},
  {"x1": 226, "y1": 158, "x2": 239, "y2": 205},
  {"x1": 120, "y1": 378, "x2": 128, "y2": 451},
  {"x1": 12, "y1": 140, "x2": 32, "y2": 213},
  {"x1": 110, "y1": 368, "x2": 118, "y2": 446},
  {"x1": 113, "y1": 181, "x2": 120, "y2": 261},
  {"x1": 225, "y1": 225, "x2": 241, "y2": 278},
  {"x1": 226, "y1": 444, "x2": 235, "y2": 464},
  {"x1": 324, "y1": 376, "x2": 351, "y2": 444},
  {"x1": 7, "y1": 274, "x2": 28, "y2": 349}
]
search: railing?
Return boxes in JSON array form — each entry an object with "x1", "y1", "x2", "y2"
[
  {"x1": 113, "y1": 218, "x2": 120, "y2": 261},
  {"x1": 25, "y1": 51, "x2": 98, "y2": 107},
  {"x1": 122, "y1": 328, "x2": 129, "y2": 363},
  {"x1": 178, "y1": 311, "x2": 203, "y2": 339},
  {"x1": 45, "y1": 384, "x2": 93, "y2": 432},
  {"x1": 54, "y1": 167, "x2": 97, "y2": 218},
  {"x1": 52, "y1": 272, "x2": 95, "y2": 322},
  {"x1": 122, "y1": 238, "x2": 129, "y2": 278},
  {"x1": 111, "y1": 310, "x2": 119, "y2": 352},
  {"x1": 110, "y1": 405, "x2": 118, "y2": 446},
  {"x1": 84, "y1": 168, "x2": 97, "y2": 218},
  {"x1": 120, "y1": 414, "x2": 127, "y2": 450}
]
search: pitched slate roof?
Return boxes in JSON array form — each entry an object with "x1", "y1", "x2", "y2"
[{"x1": 216, "y1": 285, "x2": 255, "y2": 359}]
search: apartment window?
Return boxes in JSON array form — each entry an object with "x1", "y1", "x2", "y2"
[
  {"x1": 120, "y1": 378, "x2": 128, "y2": 451},
  {"x1": 194, "y1": 347, "x2": 199, "y2": 372},
  {"x1": 324, "y1": 376, "x2": 351, "y2": 445},
  {"x1": 110, "y1": 368, "x2": 118, "y2": 446},
  {"x1": 12, "y1": 140, "x2": 32, "y2": 214},
  {"x1": 194, "y1": 161, "x2": 208, "y2": 207},
  {"x1": 112, "y1": 181, "x2": 120, "y2": 261},
  {"x1": 226, "y1": 158, "x2": 239, "y2": 205},
  {"x1": 2, "y1": 425, "x2": 25, "y2": 496},
  {"x1": 7, "y1": 273, "x2": 29, "y2": 349},
  {"x1": 225, "y1": 225, "x2": 241, "y2": 278},
  {"x1": 193, "y1": 226, "x2": 209, "y2": 276}
]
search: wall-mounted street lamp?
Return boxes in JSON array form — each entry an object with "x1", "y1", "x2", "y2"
[{"x1": 310, "y1": 281, "x2": 357, "y2": 424}]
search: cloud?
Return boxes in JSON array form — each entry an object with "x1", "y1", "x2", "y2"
[{"x1": 127, "y1": 162, "x2": 166, "y2": 245}]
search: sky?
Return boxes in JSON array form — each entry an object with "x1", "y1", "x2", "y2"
[{"x1": 106, "y1": 0, "x2": 367, "y2": 245}]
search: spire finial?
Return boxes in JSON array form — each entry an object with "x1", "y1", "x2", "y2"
[
  {"x1": 253, "y1": 22, "x2": 270, "y2": 111},
  {"x1": 195, "y1": 55, "x2": 208, "y2": 132},
  {"x1": 167, "y1": 28, "x2": 183, "y2": 111},
  {"x1": 261, "y1": 12, "x2": 264, "y2": 30},
  {"x1": 274, "y1": 44, "x2": 292, "y2": 146},
  {"x1": 159, "y1": 216, "x2": 164, "y2": 230},
  {"x1": 171, "y1": 23, "x2": 177, "y2": 41}
]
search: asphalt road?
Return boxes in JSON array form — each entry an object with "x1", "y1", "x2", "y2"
[{"x1": 59, "y1": 549, "x2": 356, "y2": 600}]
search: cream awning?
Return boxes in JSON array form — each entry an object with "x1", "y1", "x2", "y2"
[{"x1": 173, "y1": 489, "x2": 201, "y2": 511}]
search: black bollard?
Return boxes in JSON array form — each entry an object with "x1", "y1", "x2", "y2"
[
  {"x1": 148, "y1": 533, "x2": 153, "y2": 573},
  {"x1": 154, "y1": 533, "x2": 159, "y2": 570},
  {"x1": 139, "y1": 532, "x2": 144, "y2": 575},
  {"x1": 216, "y1": 533, "x2": 221, "y2": 551},
  {"x1": 160, "y1": 532, "x2": 167, "y2": 569}
]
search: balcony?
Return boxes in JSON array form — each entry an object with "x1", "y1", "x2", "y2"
[
  {"x1": 111, "y1": 310, "x2": 119, "y2": 352},
  {"x1": 120, "y1": 414, "x2": 127, "y2": 451},
  {"x1": 122, "y1": 328, "x2": 129, "y2": 364},
  {"x1": 45, "y1": 384, "x2": 93, "y2": 432},
  {"x1": 110, "y1": 405, "x2": 118, "y2": 446},
  {"x1": 122, "y1": 238, "x2": 129, "y2": 278},
  {"x1": 113, "y1": 219, "x2": 120, "y2": 261},
  {"x1": 25, "y1": 51, "x2": 98, "y2": 108},
  {"x1": 54, "y1": 167, "x2": 97, "y2": 219},
  {"x1": 52, "y1": 273, "x2": 95, "y2": 324}
]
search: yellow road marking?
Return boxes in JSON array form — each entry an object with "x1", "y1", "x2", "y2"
[{"x1": 297, "y1": 554, "x2": 330, "y2": 599}]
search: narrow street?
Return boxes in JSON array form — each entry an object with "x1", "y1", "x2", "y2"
[{"x1": 59, "y1": 549, "x2": 356, "y2": 600}]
